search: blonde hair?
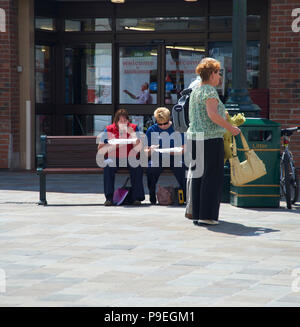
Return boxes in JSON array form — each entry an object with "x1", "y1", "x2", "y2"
[
  {"x1": 154, "y1": 107, "x2": 170, "y2": 123},
  {"x1": 195, "y1": 57, "x2": 221, "y2": 82}
]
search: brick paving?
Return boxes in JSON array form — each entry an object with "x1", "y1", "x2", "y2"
[{"x1": 0, "y1": 171, "x2": 299, "y2": 307}]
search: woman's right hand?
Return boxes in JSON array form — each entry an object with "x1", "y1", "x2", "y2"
[
  {"x1": 150, "y1": 145, "x2": 159, "y2": 152},
  {"x1": 230, "y1": 126, "x2": 241, "y2": 136}
]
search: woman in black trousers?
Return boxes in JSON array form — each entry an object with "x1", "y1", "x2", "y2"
[
  {"x1": 191, "y1": 138, "x2": 224, "y2": 223},
  {"x1": 186, "y1": 58, "x2": 241, "y2": 225}
]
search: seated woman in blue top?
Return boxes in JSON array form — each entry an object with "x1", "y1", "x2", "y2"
[{"x1": 145, "y1": 107, "x2": 186, "y2": 205}]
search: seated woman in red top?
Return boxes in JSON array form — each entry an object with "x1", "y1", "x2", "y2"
[{"x1": 97, "y1": 109, "x2": 145, "y2": 206}]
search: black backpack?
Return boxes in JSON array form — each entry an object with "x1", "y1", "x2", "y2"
[{"x1": 172, "y1": 88, "x2": 193, "y2": 133}]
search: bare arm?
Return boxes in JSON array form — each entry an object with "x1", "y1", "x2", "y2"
[
  {"x1": 123, "y1": 90, "x2": 137, "y2": 100},
  {"x1": 97, "y1": 142, "x2": 115, "y2": 156},
  {"x1": 144, "y1": 144, "x2": 159, "y2": 157},
  {"x1": 170, "y1": 145, "x2": 185, "y2": 156},
  {"x1": 206, "y1": 99, "x2": 241, "y2": 136}
]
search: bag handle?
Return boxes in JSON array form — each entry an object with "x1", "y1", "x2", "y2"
[
  {"x1": 239, "y1": 132, "x2": 250, "y2": 152},
  {"x1": 232, "y1": 134, "x2": 237, "y2": 156},
  {"x1": 232, "y1": 132, "x2": 250, "y2": 157}
]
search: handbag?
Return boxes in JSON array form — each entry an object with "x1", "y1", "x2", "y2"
[
  {"x1": 113, "y1": 177, "x2": 132, "y2": 205},
  {"x1": 229, "y1": 132, "x2": 267, "y2": 186},
  {"x1": 156, "y1": 185, "x2": 175, "y2": 205}
]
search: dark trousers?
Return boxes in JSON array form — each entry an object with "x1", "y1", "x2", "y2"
[
  {"x1": 104, "y1": 162, "x2": 145, "y2": 202},
  {"x1": 191, "y1": 138, "x2": 224, "y2": 221},
  {"x1": 147, "y1": 165, "x2": 186, "y2": 199}
]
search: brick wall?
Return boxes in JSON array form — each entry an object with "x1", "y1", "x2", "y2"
[
  {"x1": 0, "y1": 0, "x2": 19, "y2": 169},
  {"x1": 269, "y1": 0, "x2": 300, "y2": 169}
]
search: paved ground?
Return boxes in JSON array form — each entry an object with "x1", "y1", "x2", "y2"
[{"x1": 0, "y1": 171, "x2": 300, "y2": 307}]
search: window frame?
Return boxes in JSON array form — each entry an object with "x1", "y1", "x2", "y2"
[{"x1": 35, "y1": 0, "x2": 268, "y2": 134}]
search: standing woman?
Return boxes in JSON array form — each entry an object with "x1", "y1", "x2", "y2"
[{"x1": 187, "y1": 58, "x2": 240, "y2": 225}]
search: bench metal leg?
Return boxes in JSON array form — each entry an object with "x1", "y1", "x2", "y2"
[{"x1": 38, "y1": 173, "x2": 47, "y2": 205}]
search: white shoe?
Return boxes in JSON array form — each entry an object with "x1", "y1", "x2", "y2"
[{"x1": 198, "y1": 219, "x2": 219, "y2": 225}]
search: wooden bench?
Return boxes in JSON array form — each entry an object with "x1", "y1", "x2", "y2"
[{"x1": 36, "y1": 135, "x2": 175, "y2": 205}]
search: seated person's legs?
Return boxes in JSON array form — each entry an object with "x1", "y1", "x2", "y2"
[
  {"x1": 172, "y1": 166, "x2": 187, "y2": 201},
  {"x1": 104, "y1": 164, "x2": 118, "y2": 205},
  {"x1": 129, "y1": 165, "x2": 145, "y2": 204},
  {"x1": 147, "y1": 166, "x2": 163, "y2": 204}
]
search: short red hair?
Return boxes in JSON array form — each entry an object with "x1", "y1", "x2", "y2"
[{"x1": 195, "y1": 58, "x2": 221, "y2": 82}]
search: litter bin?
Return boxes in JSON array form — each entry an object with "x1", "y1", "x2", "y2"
[{"x1": 230, "y1": 118, "x2": 281, "y2": 207}]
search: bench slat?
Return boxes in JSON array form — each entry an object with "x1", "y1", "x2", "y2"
[
  {"x1": 42, "y1": 167, "x2": 174, "y2": 175},
  {"x1": 46, "y1": 136, "x2": 99, "y2": 168}
]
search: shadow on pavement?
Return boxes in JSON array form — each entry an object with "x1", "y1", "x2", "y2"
[
  {"x1": 42, "y1": 203, "x2": 104, "y2": 207},
  {"x1": 0, "y1": 172, "x2": 152, "y2": 194},
  {"x1": 45, "y1": 203, "x2": 153, "y2": 207},
  {"x1": 193, "y1": 220, "x2": 280, "y2": 237},
  {"x1": 0, "y1": 172, "x2": 103, "y2": 193}
]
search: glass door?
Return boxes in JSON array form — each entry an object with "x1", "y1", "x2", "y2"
[
  {"x1": 117, "y1": 43, "x2": 205, "y2": 132},
  {"x1": 164, "y1": 45, "x2": 206, "y2": 105},
  {"x1": 118, "y1": 44, "x2": 206, "y2": 106},
  {"x1": 119, "y1": 46, "x2": 158, "y2": 105}
]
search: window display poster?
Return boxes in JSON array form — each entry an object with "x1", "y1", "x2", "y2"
[
  {"x1": 165, "y1": 49, "x2": 205, "y2": 104},
  {"x1": 87, "y1": 65, "x2": 112, "y2": 104},
  {"x1": 120, "y1": 49, "x2": 157, "y2": 104},
  {"x1": 165, "y1": 50, "x2": 204, "y2": 90},
  {"x1": 87, "y1": 65, "x2": 96, "y2": 103},
  {"x1": 96, "y1": 67, "x2": 112, "y2": 104}
]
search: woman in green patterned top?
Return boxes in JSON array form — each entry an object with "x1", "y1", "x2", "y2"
[{"x1": 186, "y1": 58, "x2": 240, "y2": 226}]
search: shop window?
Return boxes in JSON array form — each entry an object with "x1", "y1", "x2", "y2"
[
  {"x1": 209, "y1": 16, "x2": 232, "y2": 32},
  {"x1": 63, "y1": 114, "x2": 153, "y2": 137},
  {"x1": 119, "y1": 46, "x2": 157, "y2": 105},
  {"x1": 65, "y1": 44, "x2": 112, "y2": 104},
  {"x1": 117, "y1": 17, "x2": 206, "y2": 32},
  {"x1": 209, "y1": 41, "x2": 260, "y2": 99},
  {"x1": 165, "y1": 46, "x2": 205, "y2": 105},
  {"x1": 65, "y1": 18, "x2": 112, "y2": 32},
  {"x1": 130, "y1": 115, "x2": 156, "y2": 134},
  {"x1": 209, "y1": 15, "x2": 261, "y2": 32},
  {"x1": 129, "y1": 115, "x2": 144, "y2": 133},
  {"x1": 247, "y1": 15, "x2": 260, "y2": 32},
  {"x1": 35, "y1": 17, "x2": 55, "y2": 31},
  {"x1": 64, "y1": 115, "x2": 112, "y2": 136},
  {"x1": 35, "y1": 45, "x2": 52, "y2": 104}
]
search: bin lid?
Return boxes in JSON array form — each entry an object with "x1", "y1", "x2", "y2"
[{"x1": 242, "y1": 118, "x2": 281, "y2": 127}]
